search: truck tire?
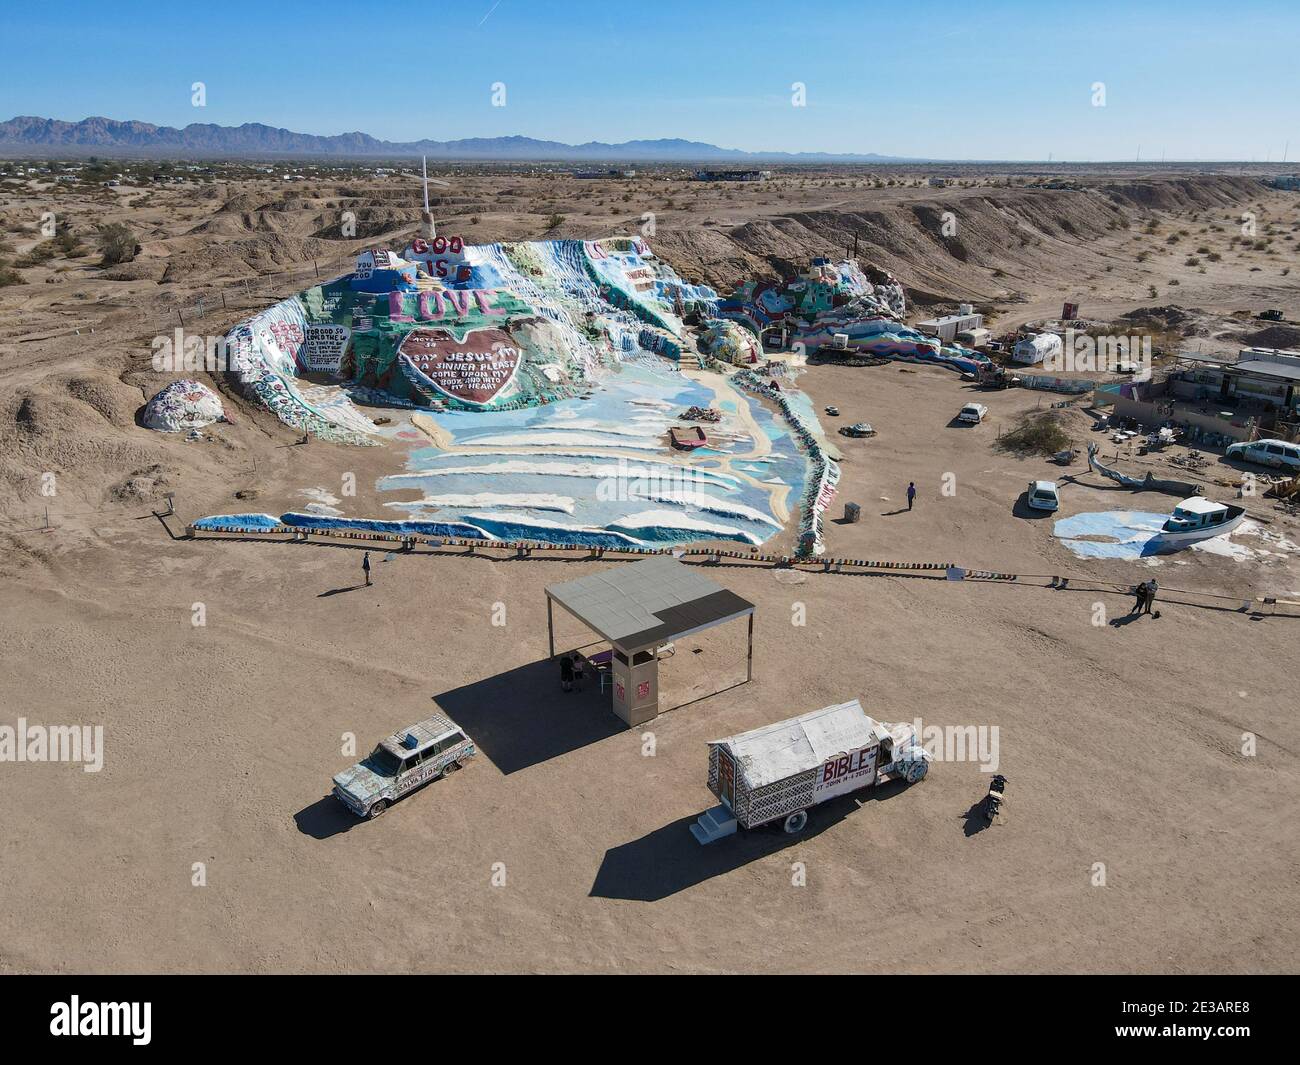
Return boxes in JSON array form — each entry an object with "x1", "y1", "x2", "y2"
[
  {"x1": 783, "y1": 810, "x2": 808, "y2": 834},
  {"x1": 905, "y1": 760, "x2": 928, "y2": 784},
  {"x1": 367, "y1": 799, "x2": 388, "y2": 819},
  {"x1": 442, "y1": 760, "x2": 460, "y2": 777}
]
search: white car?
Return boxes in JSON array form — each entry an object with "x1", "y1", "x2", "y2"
[
  {"x1": 1226, "y1": 439, "x2": 1300, "y2": 471},
  {"x1": 958, "y1": 402, "x2": 990, "y2": 424},
  {"x1": 1026, "y1": 480, "x2": 1060, "y2": 511}
]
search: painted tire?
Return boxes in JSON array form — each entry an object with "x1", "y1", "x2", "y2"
[
  {"x1": 783, "y1": 810, "x2": 809, "y2": 834},
  {"x1": 905, "y1": 760, "x2": 928, "y2": 784},
  {"x1": 367, "y1": 799, "x2": 389, "y2": 819},
  {"x1": 442, "y1": 761, "x2": 461, "y2": 776}
]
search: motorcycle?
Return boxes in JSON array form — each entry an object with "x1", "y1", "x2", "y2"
[{"x1": 984, "y1": 774, "x2": 1007, "y2": 823}]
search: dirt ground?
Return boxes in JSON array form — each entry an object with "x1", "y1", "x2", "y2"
[{"x1": 1, "y1": 167, "x2": 1298, "y2": 973}]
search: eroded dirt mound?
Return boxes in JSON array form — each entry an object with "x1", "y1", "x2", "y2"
[
  {"x1": 158, "y1": 234, "x2": 332, "y2": 283},
  {"x1": 1100, "y1": 176, "x2": 1267, "y2": 212},
  {"x1": 1237, "y1": 323, "x2": 1300, "y2": 349}
]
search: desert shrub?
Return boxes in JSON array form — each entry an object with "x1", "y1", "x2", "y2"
[
  {"x1": 96, "y1": 222, "x2": 137, "y2": 265},
  {"x1": 54, "y1": 230, "x2": 86, "y2": 257},
  {"x1": 545, "y1": 213, "x2": 564, "y2": 231},
  {"x1": 15, "y1": 243, "x2": 54, "y2": 267},
  {"x1": 997, "y1": 412, "x2": 1072, "y2": 457}
]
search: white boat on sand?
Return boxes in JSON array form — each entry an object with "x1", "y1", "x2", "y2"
[{"x1": 1157, "y1": 496, "x2": 1246, "y2": 545}]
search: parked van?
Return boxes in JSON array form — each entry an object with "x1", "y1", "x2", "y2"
[
  {"x1": 1226, "y1": 439, "x2": 1300, "y2": 471},
  {"x1": 958, "y1": 402, "x2": 990, "y2": 424}
]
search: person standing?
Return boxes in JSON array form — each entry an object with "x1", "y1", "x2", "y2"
[
  {"x1": 1142, "y1": 578, "x2": 1158, "y2": 615},
  {"x1": 573, "y1": 655, "x2": 585, "y2": 691},
  {"x1": 1131, "y1": 582, "x2": 1146, "y2": 615},
  {"x1": 906, "y1": 482, "x2": 917, "y2": 511},
  {"x1": 559, "y1": 655, "x2": 574, "y2": 693},
  {"x1": 362, "y1": 551, "x2": 372, "y2": 587}
]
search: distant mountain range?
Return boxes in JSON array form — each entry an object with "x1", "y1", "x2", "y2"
[{"x1": 0, "y1": 115, "x2": 922, "y2": 162}]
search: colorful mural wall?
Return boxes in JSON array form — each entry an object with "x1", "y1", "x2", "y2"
[{"x1": 714, "y1": 258, "x2": 988, "y2": 375}]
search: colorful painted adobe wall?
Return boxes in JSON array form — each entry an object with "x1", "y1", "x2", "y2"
[
  {"x1": 225, "y1": 236, "x2": 719, "y2": 438},
  {"x1": 715, "y1": 257, "x2": 986, "y2": 375},
  {"x1": 717, "y1": 259, "x2": 904, "y2": 337}
]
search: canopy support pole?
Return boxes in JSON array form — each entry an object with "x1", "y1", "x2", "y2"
[{"x1": 547, "y1": 596, "x2": 555, "y2": 659}]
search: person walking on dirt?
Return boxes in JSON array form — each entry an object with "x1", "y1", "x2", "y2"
[
  {"x1": 1131, "y1": 582, "x2": 1146, "y2": 615},
  {"x1": 906, "y1": 482, "x2": 916, "y2": 511},
  {"x1": 362, "y1": 551, "x2": 372, "y2": 587}
]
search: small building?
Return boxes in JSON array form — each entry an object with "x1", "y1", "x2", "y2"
[
  {"x1": 917, "y1": 304, "x2": 983, "y2": 343},
  {"x1": 1107, "y1": 349, "x2": 1300, "y2": 445},
  {"x1": 956, "y1": 327, "x2": 992, "y2": 350}
]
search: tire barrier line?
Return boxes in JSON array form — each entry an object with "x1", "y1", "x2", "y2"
[
  {"x1": 181, "y1": 524, "x2": 1295, "y2": 614},
  {"x1": 184, "y1": 523, "x2": 1015, "y2": 578}
]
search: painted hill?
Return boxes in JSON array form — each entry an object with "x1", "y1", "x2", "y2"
[{"x1": 0, "y1": 115, "x2": 921, "y2": 162}]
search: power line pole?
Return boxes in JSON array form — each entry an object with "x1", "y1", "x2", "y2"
[{"x1": 421, "y1": 155, "x2": 435, "y2": 241}]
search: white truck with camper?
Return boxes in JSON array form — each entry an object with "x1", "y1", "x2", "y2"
[{"x1": 691, "y1": 700, "x2": 930, "y2": 844}]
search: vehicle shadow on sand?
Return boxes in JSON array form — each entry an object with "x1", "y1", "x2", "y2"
[
  {"x1": 1011, "y1": 495, "x2": 1055, "y2": 520},
  {"x1": 432, "y1": 658, "x2": 625, "y2": 775},
  {"x1": 589, "y1": 783, "x2": 911, "y2": 901},
  {"x1": 294, "y1": 795, "x2": 361, "y2": 839}
]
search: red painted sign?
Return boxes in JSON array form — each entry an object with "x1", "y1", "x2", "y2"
[
  {"x1": 397, "y1": 328, "x2": 520, "y2": 405},
  {"x1": 812, "y1": 744, "x2": 877, "y2": 802}
]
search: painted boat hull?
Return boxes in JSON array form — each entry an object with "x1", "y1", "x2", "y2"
[{"x1": 1155, "y1": 505, "x2": 1246, "y2": 546}]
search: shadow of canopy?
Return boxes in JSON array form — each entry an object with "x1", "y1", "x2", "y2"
[{"x1": 431, "y1": 658, "x2": 626, "y2": 776}]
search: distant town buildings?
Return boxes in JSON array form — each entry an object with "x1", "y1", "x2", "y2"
[{"x1": 694, "y1": 169, "x2": 770, "y2": 182}]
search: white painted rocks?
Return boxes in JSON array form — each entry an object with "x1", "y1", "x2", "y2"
[{"x1": 142, "y1": 379, "x2": 227, "y2": 432}]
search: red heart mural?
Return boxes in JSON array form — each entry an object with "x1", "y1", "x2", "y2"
[{"x1": 397, "y1": 328, "x2": 521, "y2": 405}]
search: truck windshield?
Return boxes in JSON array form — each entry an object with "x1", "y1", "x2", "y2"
[{"x1": 367, "y1": 746, "x2": 402, "y2": 777}]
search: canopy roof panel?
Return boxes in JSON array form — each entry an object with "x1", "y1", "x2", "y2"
[{"x1": 545, "y1": 556, "x2": 755, "y2": 651}]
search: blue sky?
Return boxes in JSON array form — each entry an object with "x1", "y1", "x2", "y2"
[{"x1": 2, "y1": 0, "x2": 1297, "y2": 160}]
